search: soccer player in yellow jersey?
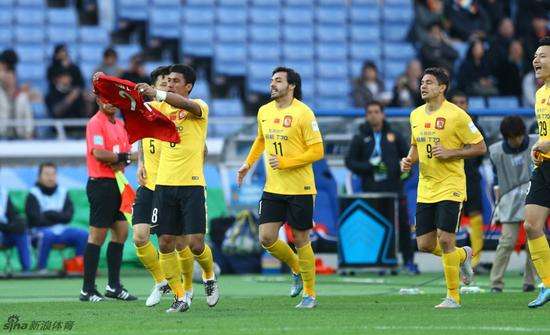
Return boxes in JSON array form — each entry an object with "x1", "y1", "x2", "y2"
[
  {"x1": 523, "y1": 36, "x2": 550, "y2": 308},
  {"x1": 133, "y1": 66, "x2": 172, "y2": 307},
  {"x1": 136, "y1": 64, "x2": 218, "y2": 313},
  {"x1": 237, "y1": 67, "x2": 324, "y2": 309},
  {"x1": 400, "y1": 67, "x2": 486, "y2": 308}
]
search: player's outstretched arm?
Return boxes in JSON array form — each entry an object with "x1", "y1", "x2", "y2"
[
  {"x1": 135, "y1": 83, "x2": 202, "y2": 117},
  {"x1": 269, "y1": 142, "x2": 324, "y2": 170}
]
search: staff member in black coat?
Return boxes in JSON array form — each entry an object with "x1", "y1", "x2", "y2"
[{"x1": 345, "y1": 101, "x2": 419, "y2": 274}]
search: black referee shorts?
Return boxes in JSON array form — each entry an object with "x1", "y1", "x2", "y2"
[
  {"x1": 525, "y1": 161, "x2": 550, "y2": 208},
  {"x1": 258, "y1": 192, "x2": 314, "y2": 231},
  {"x1": 86, "y1": 178, "x2": 125, "y2": 228},
  {"x1": 152, "y1": 185, "x2": 206, "y2": 236},
  {"x1": 415, "y1": 201, "x2": 463, "y2": 237}
]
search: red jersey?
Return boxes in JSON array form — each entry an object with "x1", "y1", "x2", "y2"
[
  {"x1": 86, "y1": 111, "x2": 131, "y2": 179},
  {"x1": 92, "y1": 73, "x2": 180, "y2": 144}
]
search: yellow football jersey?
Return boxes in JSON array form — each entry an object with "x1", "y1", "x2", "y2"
[
  {"x1": 535, "y1": 84, "x2": 550, "y2": 159},
  {"x1": 257, "y1": 99, "x2": 323, "y2": 195},
  {"x1": 154, "y1": 99, "x2": 209, "y2": 186},
  {"x1": 410, "y1": 100, "x2": 484, "y2": 203},
  {"x1": 142, "y1": 137, "x2": 161, "y2": 190}
]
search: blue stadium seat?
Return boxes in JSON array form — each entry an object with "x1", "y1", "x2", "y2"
[
  {"x1": 17, "y1": 62, "x2": 45, "y2": 82},
  {"x1": 217, "y1": 6, "x2": 247, "y2": 24},
  {"x1": 283, "y1": 7, "x2": 313, "y2": 24},
  {"x1": 144, "y1": 61, "x2": 165, "y2": 75},
  {"x1": 383, "y1": 60, "x2": 407, "y2": 80},
  {"x1": 384, "y1": 42, "x2": 416, "y2": 61},
  {"x1": 383, "y1": 5, "x2": 413, "y2": 23},
  {"x1": 150, "y1": 7, "x2": 181, "y2": 27},
  {"x1": 383, "y1": 24, "x2": 409, "y2": 42},
  {"x1": 250, "y1": 7, "x2": 280, "y2": 24},
  {"x1": 215, "y1": 43, "x2": 246, "y2": 62},
  {"x1": 352, "y1": 0, "x2": 379, "y2": 3},
  {"x1": 214, "y1": 60, "x2": 245, "y2": 75},
  {"x1": 183, "y1": 25, "x2": 213, "y2": 43},
  {"x1": 218, "y1": 0, "x2": 247, "y2": 5},
  {"x1": 118, "y1": 0, "x2": 148, "y2": 20},
  {"x1": 319, "y1": 0, "x2": 346, "y2": 4},
  {"x1": 283, "y1": 43, "x2": 314, "y2": 60},
  {"x1": 469, "y1": 96, "x2": 486, "y2": 109},
  {"x1": 316, "y1": 43, "x2": 347, "y2": 61},
  {"x1": 316, "y1": 6, "x2": 347, "y2": 24},
  {"x1": 216, "y1": 25, "x2": 246, "y2": 43},
  {"x1": 80, "y1": 62, "x2": 96, "y2": 87},
  {"x1": 248, "y1": 77, "x2": 269, "y2": 92},
  {"x1": 15, "y1": 8, "x2": 44, "y2": 25},
  {"x1": 317, "y1": 61, "x2": 348, "y2": 78},
  {"x1": 301, "y1": 80, "x2": 314, "y2": 98},
  {"x1": 252, "y1": 0, "x2": 278, "y2": 5},
  {"x1": 249, "y1": 43, "x2": 280, "y2": 61},
  {"x1": 316, "y1": 25, "x2": 347, "y2": 43},
  {"x1": 282, "y1": 60, "x2": 314, "y2": 78},
  {"x1": 182, "y1": 6, "x2": 215, "y2": 24},
  {"x1": 190, "y1": 80, "x2": 210, "y2": 100},
  {"x1": 114, "y1": 45, "x2": 142, "y2": 64},
  {"x1": 211, "y1": 98, "x2": 243, "y2": 116},
  {"x1": 186, "y1": 0, "x2": 214, "y2": 4},
  {"x1": 488, "y1": 96, "x2": 519, "y2": 109},
  {"x1": 385, "y1": 0, "x2": 412, "y2": 5},
  {"x1": 0, "y1": 11, "x2": 13, "y2": 25},
  {"x1": 47, "y1": 26, "x2": 78, "y2": 44},
  {"x1": 350, "y1": 5, "x2": 380, "y2": 23},
  {"x1": 250, "y1": 25, "x2": 280, "y2": 42},
  {"x1": 15, "y1": 27, "x2": 44, "y2": 43},
  {"x1": 152, "y1": 0, "x2": 181, "y2": 5},
  {"x1": 16, "y1": 0, "x2": 44, "y2": 7},
  {"x1": 150, "y1": 26, "x2": 181, "y2": 39},
  {"x1": 183, "y1": 43, "x2": 213, "y2": 56},
  {"x1": 286, "y1": 0, "x2": 313, "y2": 5},
  {"x1": 315, "y1": 97, "x2": 349, "y2": 110},
  {"x1": 0, "y1": 28, "x2": 12, "y2": 45},
  {"x1": 47, "y1": 8, "x2": 77, "y2": 25},
  {"x1": 79, "y1": 27, "x2": 110, "y2": 44},
  {"x1": 316, "y1": 80, "x2": 350, "y2": 97},
  {"x1": 283, "y1": 25, "x2": 314, "y2": 43},
  {"x1": 15, "y1": 45, "x2": 45, "y2": 62},
  {"x1": 78, "y1": 44, "x2": 104, "y2": 63},
  {"x1": 350, "y1": 43, "x2": 381, "y2": 60},
  {"x1": 248, "y1": 61, "x2": 278, "y2": 79},
  {"x1": 351, "y1": 24, "x2": 380, "y2": 42}
]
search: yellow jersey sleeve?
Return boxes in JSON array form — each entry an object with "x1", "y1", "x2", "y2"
[
  {"x1": 535, "y1": 85, "x2": 550, "y2": 159},
  {"x1": 301, "y1": 110, "x2": 323, "y2": 146},
  {"x1": 455, "y1": 111, "x2": 484, "y2": 145}
]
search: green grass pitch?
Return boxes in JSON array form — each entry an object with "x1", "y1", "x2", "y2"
[{"x1": 1, "y1": 271, "x2": 549, "y2": 335}]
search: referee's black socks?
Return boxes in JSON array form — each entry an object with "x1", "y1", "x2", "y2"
[
  {"x1": 83, "y1": 243, "x2": 101, "y2": 292},
  {"x1": 107, "y1": 242, "x2": 124, "y2": 289}
]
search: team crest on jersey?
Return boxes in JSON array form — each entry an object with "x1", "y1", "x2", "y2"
[
  {"x1": 435, "y1": 117, "x2": 446, "y2": 130},
  {"x1": 274, "y1": 118, "x2": 280, "y2": 124},
  {"x1": 169, "y1": 112, "x2": 177, "y2": 121},
  {"x1": 424, "y1": 123, "x2": 431, "y2": 128},
  {"x1": 283, "y1": 115, "x2": 293, "y2": 127}
]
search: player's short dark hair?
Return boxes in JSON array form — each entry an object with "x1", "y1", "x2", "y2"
[
  {"x1": 169, "y1": 64, "x2": 196, "y2": 92},
  {"x1": 38, "y1": 161, "x2": 56, "y2": 175},
  {"x1": 448, "y1": 89, "x2": 468, "y2": 102},
  {"x1": 150, "y1": 65, "x2": 170, "y2": 85},
  {"x1": 422, "y1": 67, "x2": 450, "y2": 94},
  {"x1": 365, "y1": 100, "x2": 384, "y2": 112},
  {"x1": 103, "y1": 47, "x2": 117, "y2": 58},
  {"x1": 500, "y1": 116, "x2": 526, "y2": 139},
  {"x1": 272, "y1": 66, "x2": 302, "y2": 100},
  {"x1": 539, "y1": 36, "x2": 550, "y2": 47}
]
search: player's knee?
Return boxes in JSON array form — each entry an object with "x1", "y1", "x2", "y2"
[
  {"x1": 158, "y1": 235, "x2": 175, "y2": 253},
  {"x1": 133, "y1": 229, "x2": 149, "y2": 247},
  {"x1": 174, "y1": 238, "x2": 187, "y2": 251},
  {"x1": 88, "y1": 230, "x2": 106, "y2": 245},
  {"x1": 189, "y1": 238, "x2": 205, "y2": 255},
  {"x1": 259, "y1": 233, "x2": 277, "y2": 248},
  {"x1": 438, "y1": 238, "x2": 453, "y2": 251},
  {"x1": 417, "y1": 242, "x2": 435, "y2": 253}
]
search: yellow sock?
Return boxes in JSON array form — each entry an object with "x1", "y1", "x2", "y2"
[
  {"x1": 135, "y1": 242, "x2": 165, "y2": 284},
  {"x1": 159, "y1": 251, "x2": 184, "y2": 299},
  {"x1": 528, "y1": 236, "x2": 550, "y2": 287},
  {"x1": 442, "y1": 249, "x2": 461, "y2": 303},
  {"x1": 194, "y1": 244, "x2": 214, "y2": 281},
  {"x1": 431, "y1": 243, "x2": 443, "y2": 257},
  {"x1": 263, "y1": 239, "x2": 300, "y2": 274},
  {"x1": 297, "y1": 242, "x2": 316, "y2": 298},
  {"x1": 469, "y1": 214, "x2": 484, "y2": 267},
  {"x1": 178, "y1": 247, "x2": 194, "y2": 292}
]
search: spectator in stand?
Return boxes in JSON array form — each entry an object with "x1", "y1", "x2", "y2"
[
  {"x1": 47, "y1": 44, "x2": 84, "y2": 90},
  {"x1": 522, "y1": 15, "x2": 550, "y2": 63},
  {"x1": 410, "y1": 0, "x2": 446, "y2": 45},
  {"x1": 419, "y1": 22, "x2": 459, "y2": 73},
  {"x1": 94, "y1": 48, "x2": 122, "y2": 77},
  {"x1": 488, "y1": 18, "x2": 516, "y2": 72},
  {"x1": 25, "y1": 162, "x2": 88, "y2": 272},
  {"x1": 522, "y1": 71, "x2": 543, "y2": 108},
  {"x1": 445, "y1": 0, "x2": 491, "y2": 41},
  {"x1": 46, "y1": 71, "x2": 87, "y2": 119},
  {"x1": 352, "y1": 61, "x2": 385, "y2": 108},
  {"x1": 478, "y1": 0, "x2": 508, "y2": 34},
  {"x1": 390, "y1": 59, "x2": 423, "y2": 108},
  {"x1": 0, "y1": 51, "x2": 33, "y2": 139},
  {"x1": 494, "y1": 40, "x2": 528, "y2": 99},
  {"x1": 516, "y1": 0, "x2": 550, "y2": 36},
  {"x1": 457, "y1": 39, "x2": 499, "y2": 96},
  {"x1": 120, "y1": 54, "x2": 148, "y2": 84}
]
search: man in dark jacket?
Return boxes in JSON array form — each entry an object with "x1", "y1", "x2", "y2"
[
  {"x1": 0, "y1": 185, "x2": 32, "y2": 272},
  {"x1": 345, "y1": 101, "x2": 418, "y2": 274},
  {"x1": 25, "y1": 162, "x2": 88, "y2": 271}
]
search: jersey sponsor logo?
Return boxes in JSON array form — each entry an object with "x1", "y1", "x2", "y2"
[
  {"x1": 468, "y1": 121, "x2": 479, "y2": 133},
  {"x1": 424, "y1": 123, "x2": 430, "y2": 128},
  {"x1": 283, "y1": 115, "x2": 293, "y2": 128},
  {"x1": 311, "y1": 120, "x2": 319, "y2": 132},
  {"x1": 452, "y1": 191, "x2": 461, "y2": 197},
  {"x1": 93, "y1": 135, "x2": 104, "y2": 145},
  {"x1": 304, "y1": 186, "x2": 311, "y2": 190},
  {"x1": 387, "y1": 133, "x2": 395, "y2": 142},
  {"x1": 435, "y1": 117, "x2": 446, "y2": 130},
  {"x1": 192, "y1": 176, "x2": 199, "y2": 180}
]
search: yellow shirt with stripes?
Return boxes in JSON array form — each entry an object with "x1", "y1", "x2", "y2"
[
  {"x1": 153, "y1": 99, "x2": 209, "y2": 186},
  {"x1": 535, "y1": 84, "x2": 550, "y2": 159},
  {"x1": 141, "y1": 138, "x2": 161, "y2": 190},
  {"x1": 410, "y1": 100, "x2": 484, "y2": 203},
  {"x1": 257, "y1": 99, "x2": 323, "y2": 195}
]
